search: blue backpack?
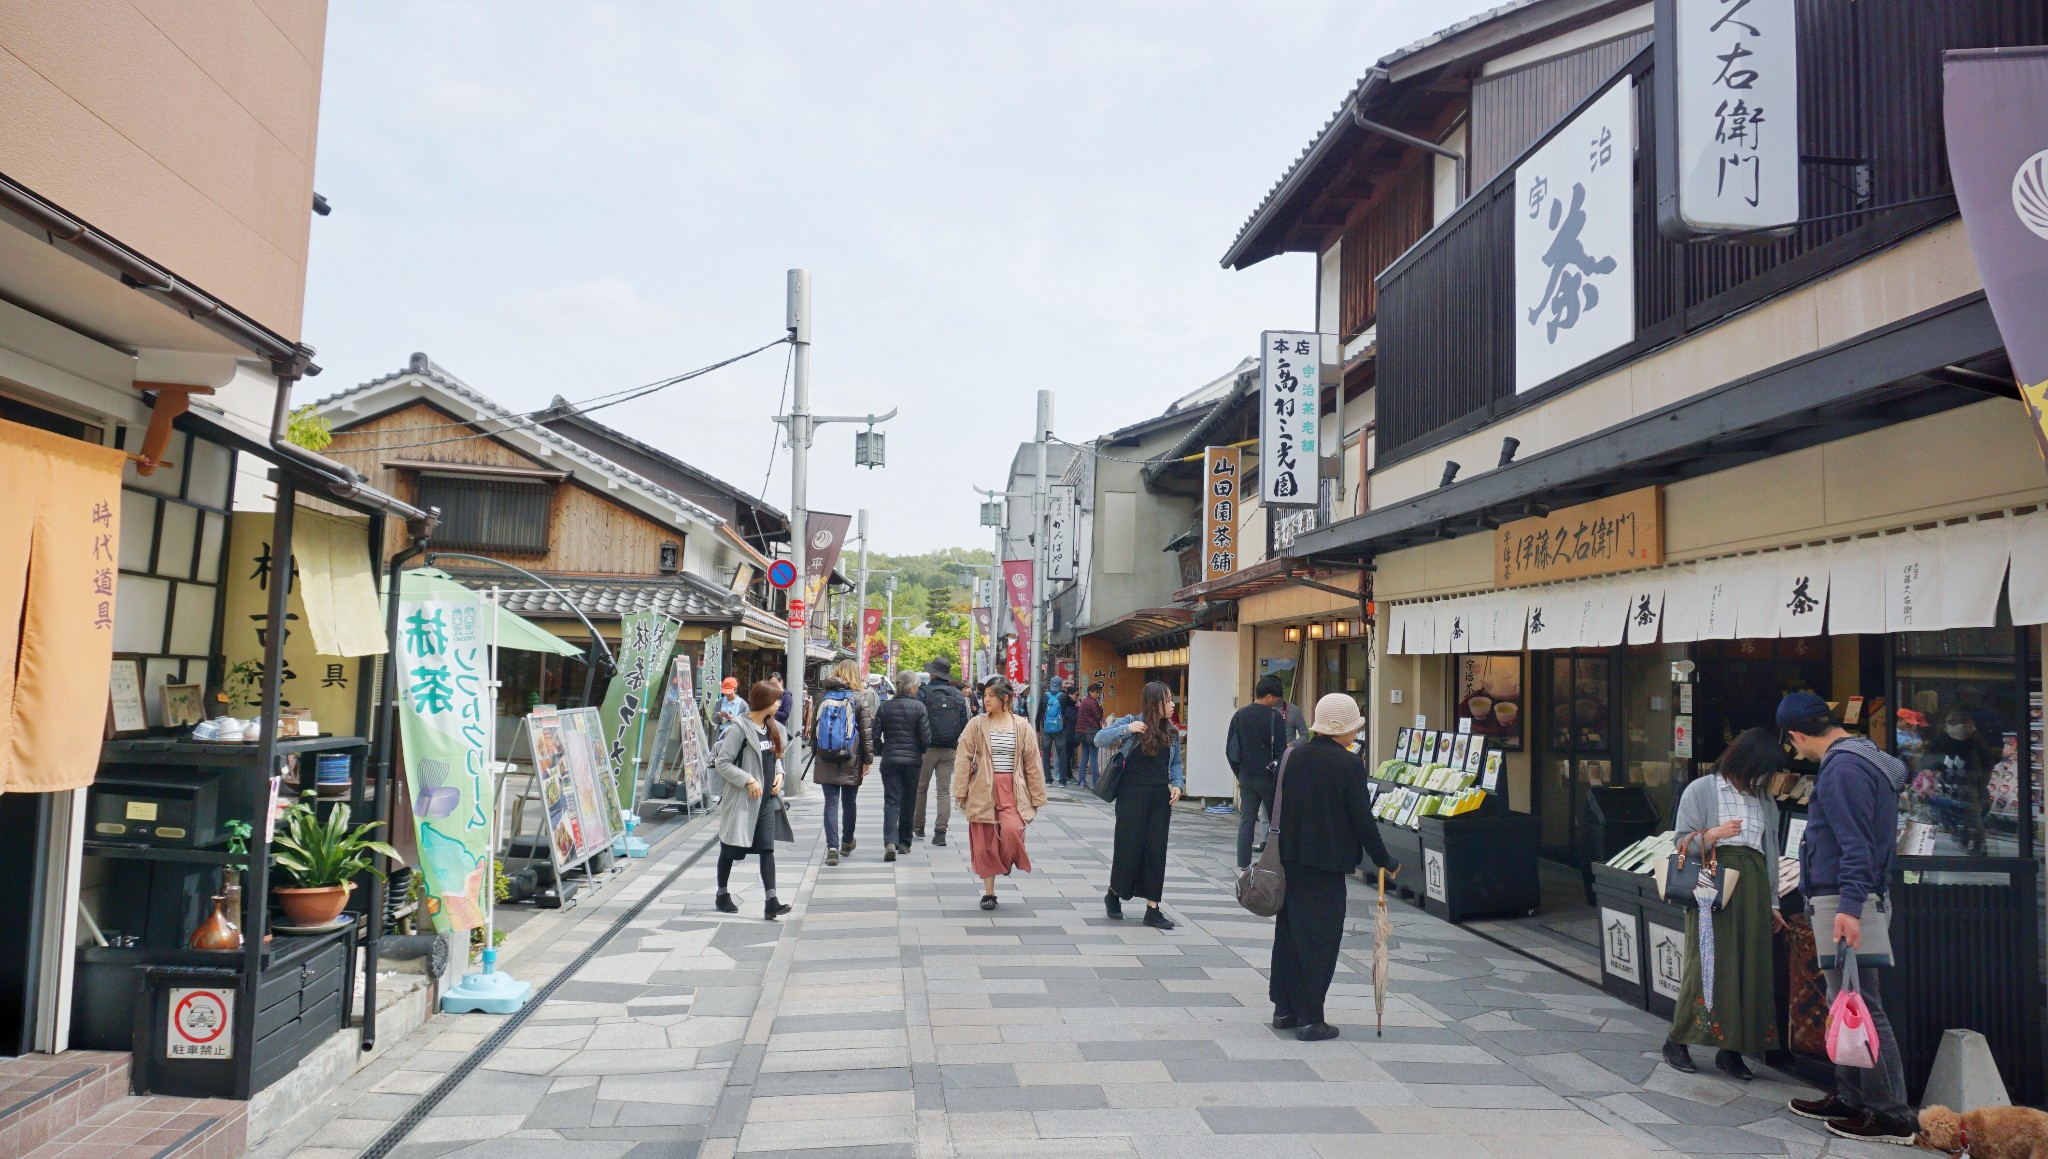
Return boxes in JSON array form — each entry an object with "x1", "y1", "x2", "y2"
[
  {"x1": 1044, "y1": 694, "x2": 1064, "y2": 734},
  {"x1": 814, "y1": 691, "x2": 858, "y2": 763}
]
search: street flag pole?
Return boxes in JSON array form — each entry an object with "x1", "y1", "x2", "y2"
[{"x1": 441, "y1": 586, "x2": 533, "y2": 1014}]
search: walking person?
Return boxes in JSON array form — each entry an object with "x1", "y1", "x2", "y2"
[
  {"x1": 1779, "y1": 692, "x2": 1917, "y2": 1145},
  {"x1": 1663, "y1": 727, "x2": 1786, "y2": 1080},
  {"x1": 812, "y1": 661, "x2": 873, "y2": 867},
  {"x1": 1096, "y1": 681, "x2": 1184, "y2": 929},
  {"x1": 1073, "y1": 682, "x2": 1105, "y2": 789},
  {"x1": 716, "y1": 676, "x2": 748, "y2": 738},
  {"x1": 874, "y1": 668, "x2": 930, "y2": 861},
  {"x1": 1036, "y1": 677, "x2": 1077, "y2": 785},
  {"x1": 953, "y1": 677, "x2": 1047, "y2": 911},
  {"x1": 914, "y1": 657, "x2": 971, "y2": 846},
  {"x1": 1226, "y1": 676, "x2": 1307, "y2": 870},
  {"x1": 712, "y1": 681, "x2": 794, "y2": 921},
  {"x1": 1270, "y1": 693, "x2": 1399, "y2": 1040}
]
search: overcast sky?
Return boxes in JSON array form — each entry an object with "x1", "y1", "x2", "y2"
[{"x1": 304, "y1": 1, "x2": 1501, "y2": 554}]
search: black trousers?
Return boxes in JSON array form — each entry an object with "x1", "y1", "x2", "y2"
[
  {"x1": 880, "y1": 760, "x2": 918, "y2": 848},
  {"x1": 1110, "y1": 782, "x2": 1172, "y2": 902},
  {"x1": 1270, "y1": 863, "x2": 1346, "y2": 1025},
  {"x1": 1236, "y1": 777, "x2": 1275, "y2": 869},
  {"x1": 717, "y1": 846, "x2": 777, "y2": 895}
]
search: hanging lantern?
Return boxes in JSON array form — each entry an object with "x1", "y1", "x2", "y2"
[{"x1": 1308, "y1": 622, "x2": 1326, "y2": 640}]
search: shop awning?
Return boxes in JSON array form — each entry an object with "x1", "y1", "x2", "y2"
[
  {"x1": 432, "y1": 567, "x2": 744, "y2": 625},
  {"x1": 389, "y1": 569, "x2": 583, "y2": 656},
  {"x1": 1080, "y1": 608, "x2": 1194, "y2": 650},
  {"x1": 1387, "y1": 510, "x2": 2044, "y2": 655},
  {"x1": 1171, "y1": 556, "x2": 1366, "y2": 605}
]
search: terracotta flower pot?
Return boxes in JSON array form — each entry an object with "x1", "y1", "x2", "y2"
[{"x1": 273, "y1": 883, "x2": 352, "y2": 927}]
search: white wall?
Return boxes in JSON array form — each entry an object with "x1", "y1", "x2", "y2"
[{"x1": 1186, "y1": 629, "x2": 1239, "y2": 798}]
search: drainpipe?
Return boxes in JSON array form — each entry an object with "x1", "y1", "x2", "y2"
[
  {"x1": 1348, "y1": 71, "x2": 1467, "y2": 204},
  {"x1": 361, "y1": 530, "x2": 430, "y2": 1053},
  {"x1": 269, "y1": 353, "x2": 439, "y2": 536}
]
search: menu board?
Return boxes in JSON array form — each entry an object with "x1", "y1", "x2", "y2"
[
  {"x1": 529, "y1": 707, "x2": 622, "y2": 874},
  {"x1": 649, "y1": 655, "x2": 714, "y2": 807},
  {"x1": 1456, "y1": 654, "x2": 1525, "y2": 750}
]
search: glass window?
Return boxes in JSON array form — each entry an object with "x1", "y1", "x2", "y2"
[
  {"x1": 1895, "y1": 625, "x2": 2023, "y2": 860},
  {"x1": 1624, "y1": 643, "x2": 1688, "y2": 827},
  {"x1": 416, "y1": 475, "x2": 552, "y2": 553}
]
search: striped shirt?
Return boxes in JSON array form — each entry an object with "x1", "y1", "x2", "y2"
[
  {"x1": 988, "y1": 724, "x2": 1017, "y2": 774},
  {"x1": 1715, "y1": 776, "x2": 1769, "y2": 855}
]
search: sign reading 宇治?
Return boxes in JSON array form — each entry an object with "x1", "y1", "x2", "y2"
[
  {"x1": 1515, "y1": 80, "x2": 1636, "y2": 394},
  {"x1": 1660, "y1": 0, "x2": 1799, "y2": 235},
  {"x1": 1259, "y1": 331, "x2": 1320, "y2": 507}
]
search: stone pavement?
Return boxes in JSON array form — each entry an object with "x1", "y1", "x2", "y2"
[{"x1": 259, "y1": 784, "x2": 1918, "y2": 1159}]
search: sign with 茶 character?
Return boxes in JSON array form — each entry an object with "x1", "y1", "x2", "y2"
[
  {"x1": 1202, "y1": 447, "x2": 1241, "y2": 581},
  {"x1": 1259, "y1": 331, "x2": 1320, "y2": 507},
  {"x1": 1516, "y1": 79, "x2": 1636, "y2": 394},
  {"x1": 395, "y1": 590, "x2": 492, "y2": 933},
  {"x1": 1657, "y1": 0, "x2": 1800, "y2": 236},
  {"x1": 1496, "y1": 487, "x2": 1663, "y2": 588}
]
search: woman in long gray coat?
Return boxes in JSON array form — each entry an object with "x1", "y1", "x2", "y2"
[{"x1": 713, "y1": 680, "x2": 793, "y2": 921}]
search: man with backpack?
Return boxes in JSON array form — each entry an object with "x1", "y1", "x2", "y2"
[
  {"x1": 811, "y1": 666, "x2": 873, "y2": 866},
  {"x1": 1226, "y1": 676, "x2": 1309, "y2": 870},
  {"x1": 1036, "y1": 676, "x2": 1078, "y2": 786},
  {"x1": 913, "y1": 657, "x2": 971, "y2": 846}
]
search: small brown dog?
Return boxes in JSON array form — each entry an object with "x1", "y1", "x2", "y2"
[{"x1": 1918, "y1": 1104, "x2": 2048, "y2": 1157}]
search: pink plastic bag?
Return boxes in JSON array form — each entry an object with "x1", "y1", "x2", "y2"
[{"x1": 1826, "y1": 945, "x2": 1881, "y2": 1069}]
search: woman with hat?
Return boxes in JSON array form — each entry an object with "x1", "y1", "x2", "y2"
[
  {"x1": 951, "y1": 676, "x2": 1047, "y2": 910},
  {"x1": 1270, "y1": 693, "x2": 1399, "y2": 1040},
  {"x1": 1095, "y1": 681, "x2": 1185, "y2": 929}
]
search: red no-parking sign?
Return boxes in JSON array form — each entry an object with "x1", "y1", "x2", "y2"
[{"x1": 167, "y1": 987, "x2": 234, "y2": 1059}]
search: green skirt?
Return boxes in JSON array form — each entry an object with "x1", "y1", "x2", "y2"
[{"x1": 1668, "y1": 843, "x2": 1779, "y2": 1054}]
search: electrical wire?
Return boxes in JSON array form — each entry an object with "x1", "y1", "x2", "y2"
[
  {"x1": 758, "y1": 340, "x2": 795, "y2": 500},
  {"x1": 332, "y1": 336, "x2": 791, "y2": 453},
  {"x1": 1047, "y1": 433, "x2": 1178, "y2": 467}
]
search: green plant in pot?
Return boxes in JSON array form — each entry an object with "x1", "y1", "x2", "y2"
[{"x1": 272, "y1": 793, "x2": 401, "y2": 928}]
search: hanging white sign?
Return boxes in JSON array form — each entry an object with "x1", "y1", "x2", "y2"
[
  {"x1": 1663, "y1": 0, "x2": 1800, "y2": 234},
  {"x1": 1046, "y1": 484, "x2": 1078, "y2": 582},
  {"x1": 1259, "y1": 331, "x2": 1321, "y2": 506},
  {"x1": 1515, "y1": 80, "x2": 1637, "y2": 394}
]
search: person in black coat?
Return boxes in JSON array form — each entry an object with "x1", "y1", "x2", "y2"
[
  {"x1": 873, "y1": 669, "x2": 931, "y2": 860},
  {"x1": 1270, "y1": 693, "x2": 1400, "y2": 1042}
]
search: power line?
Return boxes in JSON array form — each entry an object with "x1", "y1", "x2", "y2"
[
  {"x1": 758, "y1": 340, "x2": 795, "y2": 500},
  {"x1": 332, "y1": 337, "x2": 791, "y2": 454}
]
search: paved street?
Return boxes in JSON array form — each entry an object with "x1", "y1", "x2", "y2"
[{"x1": 259, "y1": 787, "x2": 1909, "y2": 1159}]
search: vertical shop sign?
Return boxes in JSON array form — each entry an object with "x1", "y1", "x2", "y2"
[
  {"x1": 1202, "y1": 447, "x2": 1241, "y2": 581},
  {"x1": 1259, "y1": 331, "x2": 1320, "y2": 506},
  {"x1": 801, "y1": 511, "x2": 853, "y2": 627},
  {"x1": 1046, "y1": 485, "x2": 1078, "y2": 581},
  {"x1": 598, "y1": 610, "x2": 681, "y2": 797},
  {"x1": 862, "y1": 608, "x2": 885, "y2": 664},
  {"x1": 699, "y1": 631, "x2": 724, "y2": 718},
  {"x1": 1516, "y1": 80, "x2": 1636, "y2": 393},
  {"x1": 1944, "y1": 48, "x2": 2048, "y2": 467},
  {"x1": 958, "y1": 638, "x2": 972, "y2": 683},
  {"x1": 1656, "y1": 0, "x2": 1800, "y2": 236},
  {"x1": 395, "y1": 591, "x2": 491, "y2": 933},
  {"x1": 1003, "y1": 559, "x2": 1035, "y2": 639}
]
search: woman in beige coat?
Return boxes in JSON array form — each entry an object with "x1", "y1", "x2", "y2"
[{"x1": 952, "y1": 677, "x2": 1048, "y2": 911}]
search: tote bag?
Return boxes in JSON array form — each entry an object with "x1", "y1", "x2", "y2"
[
  {"x1": 1235, "y1": 747, "x2": 1295, "y2": 917},
  {"x1": 1825, "y1": 944, "x2": 1881, "y2": 1068}
]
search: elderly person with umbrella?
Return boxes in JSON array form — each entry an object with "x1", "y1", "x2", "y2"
[{"x1": 1269, "y1": 693, "x2": 1399, "y2": 1041}]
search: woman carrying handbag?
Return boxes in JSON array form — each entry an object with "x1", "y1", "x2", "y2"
[
  {"x1": 1095, "y1": 682, "x2": 1185, "y2": 929},
  {"x1": 1663, "y1": 727, "x2": 1785, "y2": 1079}
]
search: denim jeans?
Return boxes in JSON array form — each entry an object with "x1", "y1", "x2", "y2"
[
  {"x1": 1045, "y1": 730, "x2": 1069, "y2": 782},
  {"x1": 880, "y1": 760, "x2": 918, "y2": 848},
  {"x1": 1236, "y1": 778, "x2": 1274, "y2": 869},
  {"x1": 822, "y1": 781, "x2": 859, "y2": 849},
  {"x1": 1821, "y1": 963, "x2": 1910, "y2": 1123},
  {"x1": 1074, "y1": 732, "x2": 1100, "y2": 786}
]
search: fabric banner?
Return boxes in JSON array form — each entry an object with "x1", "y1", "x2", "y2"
[
  {"x1": 1623, "y1": 580, "x2": 1664, "y2": 645},
  {"x1": 395, "y1": 589, "x2": 492, "y2": 933},
  {"x1": 0, "y1": 418, "x2": 125, "y2": 793},
  {"x1": 292, "y1": 508, "x2": 387, "y2": 658},
  {"x1": 1589, "y1": 579, "x2": 1628, "y2": 648},
  {"x1": 1777, "y1": 551, "x2": 1829, "y2": 637},
  {"x1": 600, "y1": 610, "x2": 683, "y2": 803},
  {"x1": 699, "y1": 631, "x2": 725, "y2": 717},
  {"x1": 1943, "y1": 48, "x2": 2048, "y2": 465},
  {"x1": 1522, "y1": 593, "x2": 1559, "y2": 650},
  {"x1": 1827, "y1": 538, "x2": 1886, "y2": 635},
  {"x1": 1660, "y1": 567, "x2": 1703, "y2": 644},
  {"x1": 1733, "y1": 556, "x2": 1783, "y2": 640},
  {"x1": 801, "y1": 511, "x2": 853, "y2": 616},
  {"x1": 1697, "y1": 569, "x2": 1738, "y2": 641},
  {"x1": 1942, "y1": 519, "x2": 2011, "y2": 630},
  {"x1": 2010, "y1": 510, "x2": 2048, "y2": 625},
  {"x1": 1492, "y1": 595, "x2": 1528, "y2": 653},
  {"x1": 1003, "y1": 559, "x2": 1035, "y2": 639},
  {"x1": 862, "y1": 608, "x2": 884, "y2": 664}
]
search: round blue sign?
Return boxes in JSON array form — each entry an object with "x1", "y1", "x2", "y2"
[{"x1": 767, "y1": 559, "x2": 799, "y2": 589}]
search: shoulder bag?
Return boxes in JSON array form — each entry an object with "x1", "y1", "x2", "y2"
[
  {"x1": 1235, "y1": 746, "x2": 1295, "y2": 916},
  {"x1": 1809, "y1": 892, "x2": 1893, "y2": 968},
  {"x1": 1653, "y1": 831, "x2": 1740, "y2": 909},
  {"x1": 1093, "y1": 724, "x2": 1129, "y2": 803}
]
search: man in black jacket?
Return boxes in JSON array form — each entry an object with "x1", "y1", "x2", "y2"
[
  {"x1": 1226, "y1": 677, "x2": 1309, "y2": 870},
  {"x1": 913, "y1": 658, "x2": 972, "y2": 846}
]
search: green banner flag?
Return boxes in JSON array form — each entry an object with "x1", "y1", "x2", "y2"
[
  {"x1": 600, "y1": 610, "x2": 683, "y2": 809},
  {"x1": 395, "y1": 592, "x2": 492, "y2": 934}
]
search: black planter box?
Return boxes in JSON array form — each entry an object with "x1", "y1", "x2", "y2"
[
  {"x1": 1374, "y1": 824, "x2": 1426, "y2": 906},
  {"x1": 1417, "y1": 812, "x2": 1541, "y2": 922}
]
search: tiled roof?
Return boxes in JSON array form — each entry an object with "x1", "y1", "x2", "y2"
[
  {"x1": 1221, "y1": 0, "x2": 1546, "y2": 268},
  {"x1": 315, "y1": 353, "x2": 727, "y2": 531},
  {"x1": 436, "y1": 568, "x2": 745, "y2": 623}
]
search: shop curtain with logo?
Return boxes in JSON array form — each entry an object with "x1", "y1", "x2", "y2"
[{"x1": 0, "y1": 418, "x2": 127, "y2": 793}]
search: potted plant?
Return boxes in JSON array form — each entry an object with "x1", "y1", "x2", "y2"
[
  {"x1": 222, "y1": 660, "x2": 262, "y2": 717},
  {"x1": 271, "y1": 793, "x2": 401, "y2": 928}
]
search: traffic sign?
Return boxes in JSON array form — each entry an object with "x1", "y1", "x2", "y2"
[
  {"x1": 767, "y1": 559, "x2": 798, "y2": 589},
  {"x1": 788, "y1": 598, "x2": 806, "y2": 629}
]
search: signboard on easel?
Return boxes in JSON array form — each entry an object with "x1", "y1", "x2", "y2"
[
  {"x1": 649, "y1": 654, "x2": 715, "y2": 807},
  {"x1": 527, "y1": 706, "x2": 621, "y2": 878}
]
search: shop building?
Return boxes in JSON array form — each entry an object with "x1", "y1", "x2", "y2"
[{"x1": 1223, "y1": 0, "x2": 2048, "y2": 1105}]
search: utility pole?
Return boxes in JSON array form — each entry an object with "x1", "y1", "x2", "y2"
[
  {"x1": 884, "y1": 575, "x2": 897, "y2": 675},
  {"x1": 854, "y1": 508, "x2": 870, "y2": 673},
  {"x1": 974, "y1": 485, "x2": 1009, "y2": 686},
  {"x1": 1031, "y1": 390, "x2": 1052, "y2": 721}
]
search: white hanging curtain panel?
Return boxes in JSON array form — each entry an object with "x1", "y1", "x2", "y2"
[{"x1": 1385, "y1": 513, "x2": 2034, "y2": 654}]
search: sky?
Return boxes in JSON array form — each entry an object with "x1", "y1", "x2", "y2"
[{"x1": 304, "y1": 1, "x2": 1504, "y2": 554}]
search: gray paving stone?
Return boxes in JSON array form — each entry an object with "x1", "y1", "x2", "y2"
[
  {"x1": 1079, "y1": 1039, "x2": 1228, "y2": 1062},
  {"x1": 751, "y1": 1066, "x2": 913, "y2": 1096},
  {"x1": 1200, "y1": 1106, "x2": 1374, "y2": 1134},
  {"x1": 941, "y1": 1084, "x2": 1110, "y2": 1112},
  {"x1": 1167, "y1": 1058, "x2": 1321, "y2": 1083}
]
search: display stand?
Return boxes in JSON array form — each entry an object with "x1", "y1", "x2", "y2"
[{"x1": 1370, "y1": 728, "x2": 1538, "y2": 920}]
